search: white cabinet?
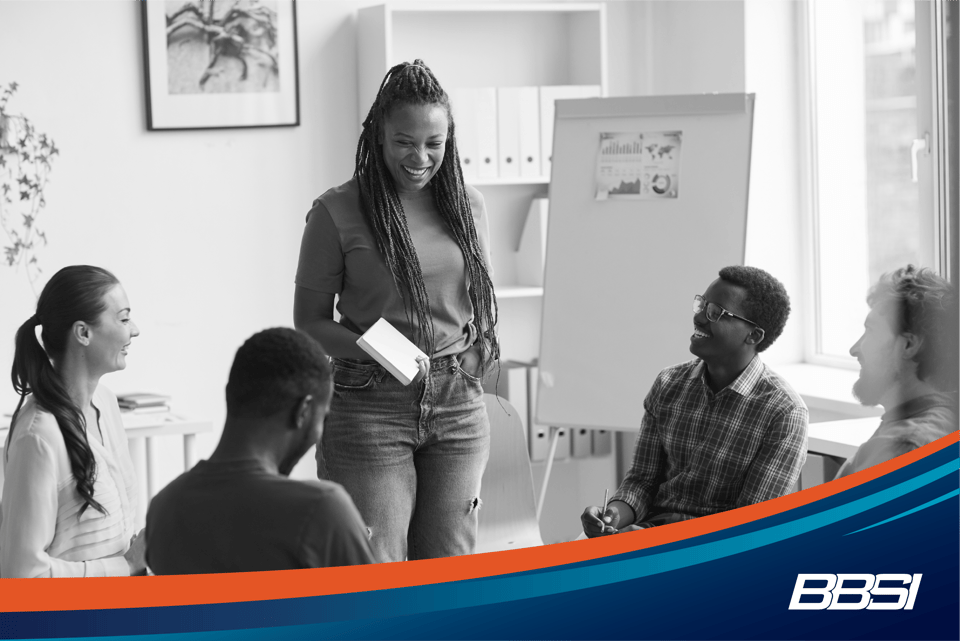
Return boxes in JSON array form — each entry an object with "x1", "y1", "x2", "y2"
[{"x1": 357, "y1": 2, "x2": 608, "y2": 361}]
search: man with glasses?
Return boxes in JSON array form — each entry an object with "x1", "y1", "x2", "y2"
[
  {"x1": 834, "y1": 266, "x2": 958, "y2": 479},
  {"x1": 581, "y1": 266, "x2": 808, "y2": 536}
]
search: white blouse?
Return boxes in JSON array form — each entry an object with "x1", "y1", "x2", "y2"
[{"x1": 1, "y1": 385, "x2": 138, "y2": 577}]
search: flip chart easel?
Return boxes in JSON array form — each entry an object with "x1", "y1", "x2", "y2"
[{"x1": 536, "y1": 93, "x2": 756, "y2": 432}]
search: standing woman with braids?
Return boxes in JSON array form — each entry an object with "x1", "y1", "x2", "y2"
[
  {"x1": 1, "y1": 265, "x2": 146, "y2": 577},
  {"x1": 294, "y1": 60, "x2": 498, "y2": 562}
]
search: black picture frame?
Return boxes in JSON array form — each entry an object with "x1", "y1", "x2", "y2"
[{"x1": 141, "y1": 0, "x2": 300, "y2": 131}]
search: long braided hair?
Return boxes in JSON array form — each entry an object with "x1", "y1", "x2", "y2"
[
  {"x1": 355, "y1": 59, "x2": 499, "y2": 369},
  {"x1": 10, "y1": 265, "x2": 119, "y2": 518}
]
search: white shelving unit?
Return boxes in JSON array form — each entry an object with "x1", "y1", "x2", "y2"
[
  {"x1": 494, "y1": 285, "x2": 545, "y2": 299},
  {"x1": 357, "y1": 3, "x2": 608, "y2": 124},
  {"x1": 357, "y1": 2, "x2": 608, "y2": 363},
  {"x1": 472, "y1": 176, "x2": 550, "y2": 187}
]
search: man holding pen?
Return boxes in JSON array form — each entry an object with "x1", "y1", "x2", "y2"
[{"x1": 581, "y1": 266, "x2": 808, "y2": 536}]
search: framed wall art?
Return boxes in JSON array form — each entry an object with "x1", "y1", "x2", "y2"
[{"x1": 141, "y1": 0, "x2": 300, "y2": 130}]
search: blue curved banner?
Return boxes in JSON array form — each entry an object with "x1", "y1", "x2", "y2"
[{"x1": 1, "y1": 442, "x2": 956, "y2": 640}]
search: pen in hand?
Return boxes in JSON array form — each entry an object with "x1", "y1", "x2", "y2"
[{"x1": 601, "y1": 488, "x2": 615, "y2": 534}]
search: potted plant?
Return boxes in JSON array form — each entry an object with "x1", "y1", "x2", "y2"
[{"x1": 0, "y1": 82, "x2": 59, "y2": 293}]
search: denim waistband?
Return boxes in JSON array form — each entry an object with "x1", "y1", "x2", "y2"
[{"x1": 334, "y1": 354, "x2": 460, "y2": 367}]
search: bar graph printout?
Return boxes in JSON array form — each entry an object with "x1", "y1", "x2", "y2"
[{"x1": 594, "y1": 131, "x2": 682, "y2": 201}]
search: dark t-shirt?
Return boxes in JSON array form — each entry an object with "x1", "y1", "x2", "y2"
[{"x1": 145, "y1": 459, "x2": 374, "y2": 574}]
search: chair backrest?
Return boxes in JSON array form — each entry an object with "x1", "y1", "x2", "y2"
[{"x1": 476, "y1": 394, "x2": 544, "y2": 554}]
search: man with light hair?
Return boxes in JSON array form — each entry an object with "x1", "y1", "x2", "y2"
[{"x1": 837, "y1": 265, "x2": 959, "y2": 478}]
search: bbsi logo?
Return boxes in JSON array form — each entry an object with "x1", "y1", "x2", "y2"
[{"x1": 789, "y1": 574, "x2": 922, "y2": 610}]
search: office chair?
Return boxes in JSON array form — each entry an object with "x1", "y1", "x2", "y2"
[{"x1": 476, "y1": 394, "x2": 544, "y2": 554}]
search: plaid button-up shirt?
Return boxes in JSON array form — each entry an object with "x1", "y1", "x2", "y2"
[{"x1": 612, "y1": 356, "x2": 808, "y2": 526}]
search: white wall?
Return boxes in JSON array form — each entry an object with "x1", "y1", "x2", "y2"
[
  {"x1": 611, "y1": 0, "x2": 807, "y2": 366},
  {"x1": 0, "y1": 0, "x2": 808, "y2": 534},
  {"x1": 0, "y1": 0, "x2": 655, "y2": 491},
  {"x1": 634, "y1": 0, "x2": 805, "y2": 366},
  {"x1": 605, "y1": 0, "x2": 806, "y2": 367},
  {"x1": 0, "y1": 0, "x2": 366, "y2": 487},
  {"x1": 744, "y1": 0, "x2": 806, "y2": 365},
  {"x1": 649, "y1": 0, "x2": 747, "y2": 94}
]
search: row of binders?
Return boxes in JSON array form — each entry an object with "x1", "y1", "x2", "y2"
[{"x1": 448, "y1": 85, "x2": 601, "y2": 181}]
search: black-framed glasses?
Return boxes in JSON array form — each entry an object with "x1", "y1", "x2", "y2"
[{"x1": 693, "y1": 294, "x2": 765, "y2": 339}]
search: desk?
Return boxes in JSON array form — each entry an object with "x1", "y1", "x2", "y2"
[
  {"x1": 807, "y1": 417, "x2": 880, "y2": 459},
  {"x1": 1, "y1": 413, "x2": 213, "y2": 528},
  {"x1": 798, "y1": 417, "x2": 880, "y2": 489}
]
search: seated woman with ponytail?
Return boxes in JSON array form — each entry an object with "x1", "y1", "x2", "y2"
[{"x1": 1, "y1": 265, "x2": 146, "y2": 577}]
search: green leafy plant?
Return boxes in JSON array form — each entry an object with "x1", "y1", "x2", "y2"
[{"x1": 0, "y1": 82, "x2": 59, "y2": 289}]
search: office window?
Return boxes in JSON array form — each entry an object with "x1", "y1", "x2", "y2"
[{"x1": 802, "y1": 0, "x2": 949, "y2": 364}]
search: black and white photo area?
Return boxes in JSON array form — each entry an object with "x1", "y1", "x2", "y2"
[
  {"x1": 166, "y1": 0, "x2": 281, "y2": 95},
  {"x1": 142, "y1": 0, "x2": 299, "y2": 130}
]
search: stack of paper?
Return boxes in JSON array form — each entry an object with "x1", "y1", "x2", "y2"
[
  {"x1": 357, "y1": 318, "x2": 428, "y2": 386},
  {"x1": 117, "y1": 393, "x2": 171, "y2": 414}
]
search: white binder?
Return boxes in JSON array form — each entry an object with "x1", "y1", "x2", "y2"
[
  {"x1": 475, "y1": 87, "x2": 499, "y2": 180},
  {"x1": 591, "y1": 429, "x2": 613, "y2": 457},
  {"x1": 518, "y1": 86, "x2": 541, "y2": 179},
  {"x1": 496, "y1": 87, "x2": 522, "y2": 179},
  {"x1": 450, "y1": 88, "x2": 478, "y2": 181},
  {"x1": 571, "y1": 427, "x2": 592, "y2": 458},
  {"x1": 552, "y1": 426, "x2": 570, "y2": 460}
]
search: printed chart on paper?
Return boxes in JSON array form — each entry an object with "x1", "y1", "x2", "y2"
[{"x1": 594, "y1": 131, "x2": 683, "y2": 201}]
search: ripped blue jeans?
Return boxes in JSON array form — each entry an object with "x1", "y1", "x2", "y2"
[{"x1": 317, "y1": 354, "x2": 489, "y2": 563}]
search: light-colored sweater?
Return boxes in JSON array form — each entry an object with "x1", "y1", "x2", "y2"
[
  {"x1": 836, "y1": 392, "x2": 958, "y2": 479},
  {"x1": 1, "y1": 385, "x2": 137, "y2": 577}
]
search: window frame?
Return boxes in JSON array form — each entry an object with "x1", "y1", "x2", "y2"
[{"x1": 798, "y1": 0, "x2": 952, "y2": 368}]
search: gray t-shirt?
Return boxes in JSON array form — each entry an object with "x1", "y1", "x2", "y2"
[
  {"x1": 146, "y1": 459, "x2": 374, "y2": 574},
  {"x1": 295, "y1": 177, "x2": 493, "y2": 357}
]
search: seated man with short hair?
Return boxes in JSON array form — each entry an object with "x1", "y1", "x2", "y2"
[
  {"x1": 582, "y1": 266, "x2": 809, "y2": 536},
  {"x1": 836, "y1": 265, "x2": 958, "y2": 478},
  {"x1": 146, "y1": 328, "x2": 374, "y2": 574}
]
